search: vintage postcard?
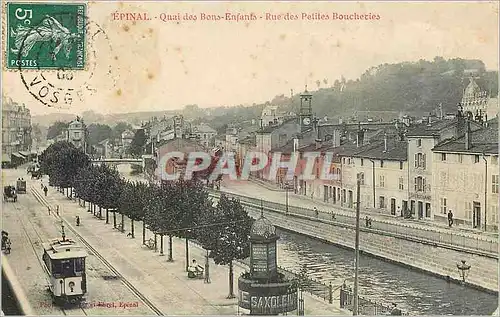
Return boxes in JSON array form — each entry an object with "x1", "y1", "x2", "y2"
[{"x1": 1, "y1": 1, "x2": 499, "y2": 316}]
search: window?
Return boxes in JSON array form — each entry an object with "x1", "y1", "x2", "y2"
[
  {"x1": 414, "y1": 176, "x2": 426, "y2": 192},
  {"x1": 74, "y1": 132, "x2": 80, "y2": 138},
  {"x1": 379, "y1": 196, "x2": 386, "y2": 209},
  {"x1": 491, "y1": 206, "x2": 498, "y2": 224},
  {"x1": 417, "y1": 139, "x2": 422, "y2": 147},
  {"x1": 465, "y1": 201, "x2": 472, "y2": 220},
  {"x1": 458, "y1": 154, "x2": 463, "y2": 163},
  {"x1": 75, "y1": 258, "x2": 85, "y2": 273},
  {"x1": 474, "y1": 155, "x2": 480, "y2": 163},
  {"x1": 414, "y1": 153, "x2": 426, "y2": 169},
  {"x1": 492, "y1": 156, "x2": 498, "y2": 165},
  {"x1": 440, "y1": 198, "x2": 447, "y2": 214},
  {"x1": 379, "y1": 175, "x2": 385, "y2": 187},
  {"x1": 398, "y1": 177, "x2": 404, "y2": 190},
  {"x1": 361, "y1": 159, "x2": 364, "y2": 166},
  {"x1": 441, "y1": 153, "x2": 446, "y2": 161},
  {"x1": 399, "y1": 161, "x2": 403, "y2": 170},
  {"x1": 359, "y1": 173, "x2": 365, "y2": 185},
  {"x1": 492, "y1": 175, "x2": 499, "y2": 194},
  {"x1": 380, "y1": 160, "x2": 384, "y2": 168},
  {"x1": 343, "y1": 158, "x2": 346, "y2": 164}
]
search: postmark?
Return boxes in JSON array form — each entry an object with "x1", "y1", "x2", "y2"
[
  {"x1": 6, "y1": 2, "x2": 86, "y2": 70},
  {"x1": 5, "y1": 3, "x2": 121, "y2": 110}
]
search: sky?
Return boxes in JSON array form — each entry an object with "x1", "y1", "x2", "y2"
[{"x1": 2, "y1": 1, "x2": 499, "y2": 116}]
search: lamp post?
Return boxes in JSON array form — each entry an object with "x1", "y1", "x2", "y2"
[
  {"x1": 353, "y1": 172, "x2": 362, "y2": 316},
  {"x1": 285, "y1": 181, "x2": 290, "y2": 215}
]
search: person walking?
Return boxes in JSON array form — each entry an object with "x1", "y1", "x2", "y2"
[
  {"x1": 447, "y1": 210, "x2": 454, "y2": 227},
  {"x1": 390, "y1": 303, "x2": 402, "y2": 315},
  {"x1": 43, "y1": 186, "x2": 48, "y2": 197},
  {"x1": 76, "y1": 216, "x2": 80, "y2": 226}
]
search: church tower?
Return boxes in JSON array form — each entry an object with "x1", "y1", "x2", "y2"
[
  {"x1": 299, "y1": 86, "x2": 313, "y2": 133},
  {"x1": 461, "y1": 76, "x2": 489, "y2": 123}
]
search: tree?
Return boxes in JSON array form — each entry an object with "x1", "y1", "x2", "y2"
[
  {"x1": 39, "y1": 141, "x2": 90, "y2": 194},
  {"x1": 199, "y1": 194, "x2": 252, "y2": 298},
  {"x1": 87, "y1": 123, "x2": 112, "y2": 145},
  {"x1": 46, "y1": 121, "x2": 69, "y2": 140},
  {"x1": 92, "y1": 164, "x2": 122, "y2": 219},
  {"x1": 119, "y1": 181, "x2": 150, "y2": 239},
  {"x1": 111, "y1": 122, "x2": 133, "y2": 141},
  {"x1": 128, "y1": 129, "x2": 147, "y2": 158}
]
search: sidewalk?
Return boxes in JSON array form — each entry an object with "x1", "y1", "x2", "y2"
[
  {"x1": 220, "y1": 179, "x2": 498, "y2": 241},
  {"x1": 36, "y1": 182, "x2": 349, "y2": 315}
]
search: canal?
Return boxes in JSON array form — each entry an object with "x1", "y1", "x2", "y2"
[{"x1": 276, "y1": 229, "x2": 498, "y2": 315}]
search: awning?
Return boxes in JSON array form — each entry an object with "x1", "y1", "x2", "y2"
[
  {"x1": 2, "y1": 154, "x2": 11, "y2": 162},
  {"x1": 11, "y1": 152, "x2": 25, "y2": 159},
  {"x1": 19, "y1": 151, "x2": 30, "y2": 157}
]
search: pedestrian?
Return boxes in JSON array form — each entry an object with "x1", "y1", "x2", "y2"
[
  {"x1": 43, "y1": 186, "x2": 48, "y2": 197},
  {"x1": 447, "y1": 210, "x2": 454, "y2": 227},
  {"x1": 76, "y1": 216, "x2": 80, "y2": 226},
  {"x1": 56, "y1": 205, "x2": 59, "y2": 216},
  {"x1": 368, "y1": 217, "x2": 372, "y2": 228},
  {"x1": 365, "y1": 215, "x2": 370, "y2": 227},
  {"x1": 331, "y1": 212, "x2": 336, "y2": 220},
  {"x1": 314, "y1": 207, "x2": 319, "y2": 218},
  {"x1": 397, "y1": 206, "x2": 402, "y2": 217},
  {"x1": 47, "y1": 206, "x2": 51, "y2": 215},
  {"x1": 40, "y1": 181, "x2": 43, "y2": 190}
]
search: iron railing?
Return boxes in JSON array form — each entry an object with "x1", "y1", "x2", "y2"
[
  {"x1": 208, "y1": 189, "x2": 498, "y2": 257},
  {"x1": 340, "y1": 287, "x2": 409, "y2": 315}
]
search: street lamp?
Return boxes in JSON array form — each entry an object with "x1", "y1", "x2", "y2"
[
  {"x1": 457, "y1": 260, "x2": 471, "y2": 284},
  {"x1": 285, "y1": 181, "x2": 290, "y2": 215}
]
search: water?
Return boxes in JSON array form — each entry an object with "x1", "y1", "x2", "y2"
[{"x1": 276, "y1": 229, "x2": 498, "y2": 315}]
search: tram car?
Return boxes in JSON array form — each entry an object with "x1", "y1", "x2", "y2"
[{"x1": 41, "y1": 235, "x2": 87, "y2": 304}]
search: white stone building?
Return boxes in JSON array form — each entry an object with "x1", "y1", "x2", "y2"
[
  {"x1": 192, "y1": 123, "x2": 216, "y2": 148},
  {"x1": 431, "y1": 118, "x2": 498, "y2": 231},
  {"x1": 260, "y1": 105, "x2": 286, "y2": 127}
]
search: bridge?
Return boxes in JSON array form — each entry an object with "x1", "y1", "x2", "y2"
[{"x1": 91, "y1": 158, "x2": 143, "y2": 164}]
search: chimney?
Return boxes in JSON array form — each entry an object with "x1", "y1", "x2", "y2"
[
  {"x1": 465, "y1": 120, "x2": 472, "y2": 150},
  {"x1": 383, "y1": 133, "x2": 387, "y2": 152},
  {"x1": 356, "y1": 129, "x2": 365, "y2": 147},
  {"x1": 315, "y1": 138, "x2": 322, "y2": 150},
  {"x1": 332, "y1": 131, "x2": 338, "y2": 148}
]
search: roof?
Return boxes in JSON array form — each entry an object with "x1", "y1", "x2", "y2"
[
  {"x1": 352, "y1": 139, "x2": 408, "y2": 161},
  {"x1": 42, "y1": 238, "x2": 87, "y2": 260},
  {"x1": 258, "y1": 117, "x2": 298, "y2": 134},
  {"x1": 406, "y1": 118, "x2": 458, "y2": 137},
  {"x1": 250, "y1": 216, "x2": 276, "y2": 239},
  {"x1": 432, "y1": 123, "x2": 498, "y2": 154}
]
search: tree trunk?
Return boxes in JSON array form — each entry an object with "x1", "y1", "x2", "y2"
[
  {"x1": 121, "y1": 213, "x2": 125, "y2": 232},
  {"x1": 88, "y1": 202, "x2": 91, "y2": 212},
  {"x1": 154, "y1": 234, "x2": 157, "y2": 252},
  {"x1": 131, "y1": 219, "x2": 135, "y2": 238},
  {"x1": 168, "y1": 235, "x2": 173, "y2": 262},
  {"x1": 160, "y1": 235, "x2": 164, "y2": 255},
  {"x1": 142, "y1": 221, "x2": 146, "y2": 245},
  {"x1": 113, "y1": 211, "x2": 117, "y2": 228},
  {"x1": 70, "y1": 188, "x2": 72, "y2": 199},
  {"x1": 106, "y1": 209, "x2": 109, "y2": 224},
  {"x1": 99, "y1": 206, "x2": 102, "y2": 219},
  {"x1": 185, "y1": 238, "x2": 189, "y2": 272},
  {"x1": 227, "y1": 261, "x2": 235, "y2": 299}
]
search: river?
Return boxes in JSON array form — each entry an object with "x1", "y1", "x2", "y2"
[{"x1": 276, "y1": 229, "x2": 497, "y2": 315}]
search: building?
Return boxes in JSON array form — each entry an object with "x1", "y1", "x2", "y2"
[
  {"x1": 121, "y1": 129, "x2": 135, "y2": 149},
  {"x1": 1, "y1": 96, "x2": 32, "y2": 166},
  {"x1": 461, "y1": 76, "x2": 498, "y2": 121},
  {"x1": 431, "y1": 118, "x2": 498, "y2": 231},
  {"x1": 260, "y1": 104, "x2": 286, "y2": 127},
  {"x1": 65, "y1": 117, "x2": 87, "y2": 151},
  {"x1": 192, "y1": 123, "x2": 216, "y2": 148}
]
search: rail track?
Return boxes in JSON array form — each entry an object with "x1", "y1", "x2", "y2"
[
  {"x1": 29, "y1": 186, "x2": 164, "y2": 316},
  {"x1": 9, "y1": 195, "x2": 88, "y2": 316}
]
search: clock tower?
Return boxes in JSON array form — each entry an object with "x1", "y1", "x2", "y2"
[{"x1": 299, "y1": 86, "x2": 313, "y2": 133}]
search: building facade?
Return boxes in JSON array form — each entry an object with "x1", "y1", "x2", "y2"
[
  {"x1": 431, "y1": 119, "x2": 498, "y2": 231},
  {"x1": 2, "y1": 96, "x2": 32, "y2": 164},
  {"x1": 65, "y1": 117, "x2": 87, "y2": 151},
  {"x1": 192, "y1": 123, "x2": 216, "y2": 148}
]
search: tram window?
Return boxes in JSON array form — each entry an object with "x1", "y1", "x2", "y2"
[
  {"x1": 61, "y1": 259, "x2": 75, "y2": 275},
  {"x1": 75, "y1": 258, "x2": 85, "y2": 273},
  {"x1": 51, "y1": 261, "x2": 63, "y2": 275}
]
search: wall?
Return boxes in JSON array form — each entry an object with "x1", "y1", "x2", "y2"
[{"x1": 432, "y1": 152, "x2": 499, "y2": 230}]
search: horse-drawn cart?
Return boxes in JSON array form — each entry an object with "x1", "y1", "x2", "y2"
[{"x1": 3, "y1": 186, "x2": 17, "y2": 202}]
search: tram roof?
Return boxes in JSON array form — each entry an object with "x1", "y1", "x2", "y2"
[{"x1": 42, "y1": 238, "x2": 87, "y2": 259}]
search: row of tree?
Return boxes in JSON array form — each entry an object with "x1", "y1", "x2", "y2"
[{"x1": 40, "y1": 141, "x2": 253, "y2": 298}]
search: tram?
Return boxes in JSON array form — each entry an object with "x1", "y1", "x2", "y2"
[{"x1": 41, "y1": 228, "x2": 87, "y2": 305}]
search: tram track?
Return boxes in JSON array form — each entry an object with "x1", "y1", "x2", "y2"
[
  {"x1": 29, "y1": 186, "x2": 164, "y2": 316},
  {"x1": 9, "y1": 195, "x2": 88, "y2": 316}
]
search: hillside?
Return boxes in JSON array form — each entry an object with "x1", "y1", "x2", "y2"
[{"x1": 32, "y1": 57, "x2": 498, "y2": 132}]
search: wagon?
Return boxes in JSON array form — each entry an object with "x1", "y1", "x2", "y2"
[
  {"x1": 3, "y1": 186, "x2": 17, "y2": 202},
  {"x1": 30, "y1": 169, "x2": 42, "y2": 179},
  {"x1": 16, "y1": 179, "x2": 27, "y2": 194}
]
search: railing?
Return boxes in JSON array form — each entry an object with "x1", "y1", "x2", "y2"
[
  {"x1": 208, "y1": 189, "x2": 498, "y2": 257},
  {"x1": 340, "y1": 286, "x2": 409, "y2": 315}
]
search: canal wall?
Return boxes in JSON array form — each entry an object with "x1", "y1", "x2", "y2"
[
  {"x1": 1, "y1": 256, "x2": 35, "y2": 315},
  {"x1": 210, "y1": 195, "x2": 498, "y2": 294}
]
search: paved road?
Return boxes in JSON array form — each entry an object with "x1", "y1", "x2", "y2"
[
  {"x1": 1, "y1": 168, "x2": 155, "y2": 315},
  {"x1": 29, "y1": 168, "x2": 349, "y2": 315}
]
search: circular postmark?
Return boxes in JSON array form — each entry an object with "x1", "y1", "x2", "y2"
[{"x1": 10, "y1": 3, "x2": 120, "y2": 109}]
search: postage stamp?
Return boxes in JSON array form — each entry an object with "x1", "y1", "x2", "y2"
[{"x1": 6, "y1": 2, "x2": 86, "y2": 70}]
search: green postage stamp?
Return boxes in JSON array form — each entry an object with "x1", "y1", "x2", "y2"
[{"x1": 6, "y1": 2, "x2": 86, "y2": 70}]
